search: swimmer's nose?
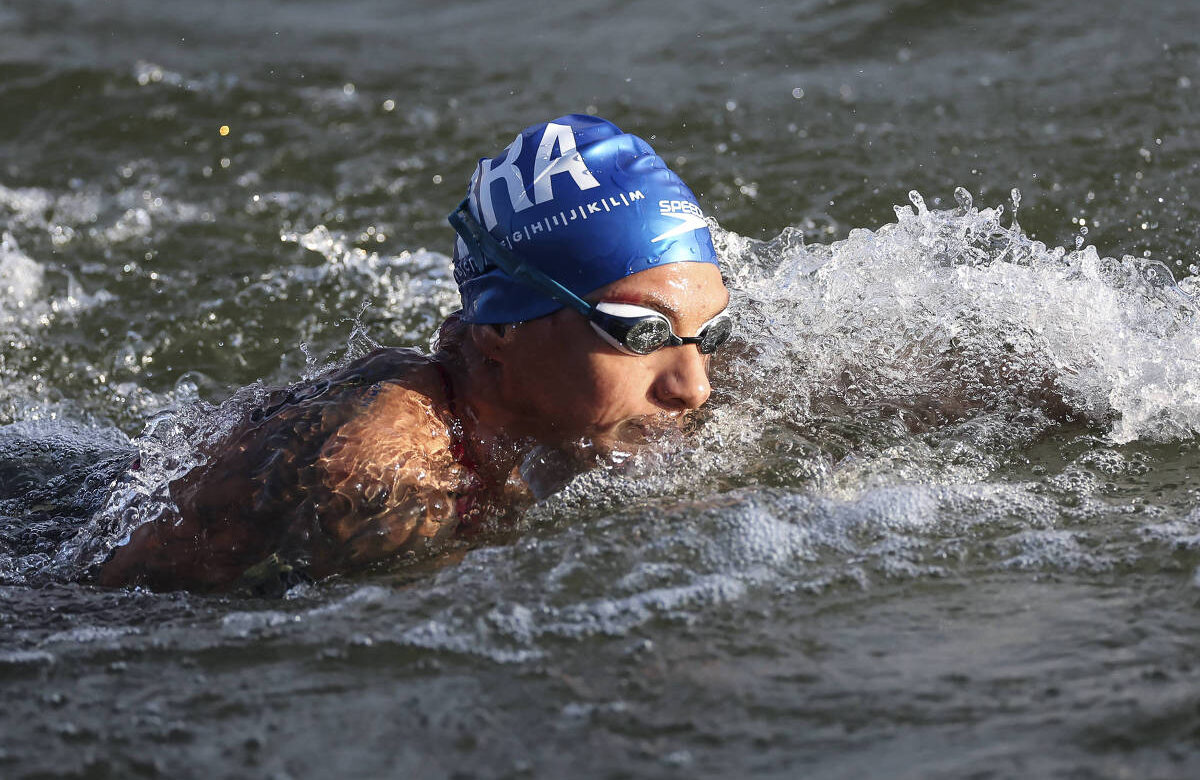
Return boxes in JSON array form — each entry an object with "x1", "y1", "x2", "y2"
[{"x1": 652, "y1": 346, "x2": 712, "y2": 411}]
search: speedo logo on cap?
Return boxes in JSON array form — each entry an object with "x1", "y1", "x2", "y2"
[{"x1": 652, "y1": 199, "x2": 708, "y2": 243}]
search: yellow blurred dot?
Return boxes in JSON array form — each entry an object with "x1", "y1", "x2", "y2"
[{"x1": 219, "y1": 125, "x2": 230, "y2": 136}]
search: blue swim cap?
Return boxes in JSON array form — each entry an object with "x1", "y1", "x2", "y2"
[{"x1": 451, "y1": 114, "x2": 720, "y2": 324}]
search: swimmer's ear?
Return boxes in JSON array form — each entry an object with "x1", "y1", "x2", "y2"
[{"x1": 469, "y1": 322, "x2": 516, "y2": 365}]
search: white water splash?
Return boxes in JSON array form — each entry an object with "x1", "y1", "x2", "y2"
[
  {"x1": 0, "y1": 232, "x2": 45, "y2": 325},
  {"x1": 714, "y1": 189, "x2": 1200, "y2": 445},
  {"x1": 279, "y1": 224, "x2": 459, "y2": 351}
]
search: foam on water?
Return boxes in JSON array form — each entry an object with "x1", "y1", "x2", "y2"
[
  {"x1": 0, "y1": 231, "x2": 44, "y2": 313},
  {"x1": 0, "y1": 231, "x2": 116, "y2": 425}
]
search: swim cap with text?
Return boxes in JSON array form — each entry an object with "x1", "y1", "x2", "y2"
[{"x1": 452, "y1": 114, "x2": 720, "y2": 324}]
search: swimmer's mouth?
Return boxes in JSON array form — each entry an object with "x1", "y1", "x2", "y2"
[
  {"x1": 613, "y1": 418, "x2": 656, "y2": 444},
  {"x1": 610, "y1": 411, "x2": 698, "y2": 445},
  {"x1": 565, "y1": 411, "x2": 706, "y2": 466}
]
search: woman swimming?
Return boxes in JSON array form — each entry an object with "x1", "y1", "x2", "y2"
[{"x1": 97, "y1": 114, "x2": 733, "y2": 592}]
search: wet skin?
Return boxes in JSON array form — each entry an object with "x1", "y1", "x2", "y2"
[{"x1": 98, "y1": 262, "x2": 730, "y2": 592}]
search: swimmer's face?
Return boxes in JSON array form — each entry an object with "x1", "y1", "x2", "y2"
[{"x1": 486, "y1": 262, "x2": 729, "y2": 445}]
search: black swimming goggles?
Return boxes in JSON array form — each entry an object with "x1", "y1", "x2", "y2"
[{"x1": 448, "y1": 197, "x2": 733, "y2": 356}]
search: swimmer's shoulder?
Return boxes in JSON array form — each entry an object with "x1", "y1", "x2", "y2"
[
  {"x1": 306, "y1": 353, "x2": 465, "y2": 571},
  {"x1": 98, "y1": 348, "x2": 462, "y2": 592},
  {"x1": 173, "y1": 346, "x2": 454, "y2": 520},
  {"x1": 244, "y1": 346, "x2": 447, "y2": 433},
  {"x1": 324, "y1": 346, "x2": 455, "y2": 447},
  {"x1": 321, "y1": 365, "x2": 457, "y2": 477},
  {"x1": 282, "y1": 345, "x2": 461, "y2": 492}
]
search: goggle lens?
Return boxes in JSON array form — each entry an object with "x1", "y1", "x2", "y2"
[
  {"x1": 697, "y1": 315, "x2": 733, "y2": 354},
  {"x1": 625, "y1": 318, "x2": 673, "y2": 354}
]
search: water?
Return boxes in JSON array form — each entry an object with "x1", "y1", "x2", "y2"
[{"x1": 3, "y1": 0, "x2": 1200, "y2": 776}]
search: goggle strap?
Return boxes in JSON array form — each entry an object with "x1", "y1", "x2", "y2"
[{"x1": 448, "y1": 198, "x2": 595, "y2": 320}]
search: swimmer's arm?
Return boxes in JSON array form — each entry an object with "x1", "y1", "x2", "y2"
[{"x1": 308, "y1": 382, "x2": 463, "y2": 573}]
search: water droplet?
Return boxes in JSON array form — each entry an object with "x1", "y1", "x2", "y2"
[
  {"x1": 1010, "y1": 188, "x2": 1022, "y2": 211},
  {"x1": 953, "y1": 187, "x2": 973, "y2": 211},
  {"x1": 908, "y1": 190, "x2": 926, "y2": 212},
  {"x1": 791, "y1": 87, "x2": 805, "y2": 99}
]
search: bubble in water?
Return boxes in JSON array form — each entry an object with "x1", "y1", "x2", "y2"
[{"x1": 953, "y1": 187, "x2": 973, "y2": 212}]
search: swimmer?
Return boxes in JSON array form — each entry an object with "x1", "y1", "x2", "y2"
[{"x1": 97, "y1": 114, "x2": 733, "y2": 592}]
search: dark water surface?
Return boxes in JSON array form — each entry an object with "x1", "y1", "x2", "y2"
[{"x1": 3, "y1": 0, "x2": 1200, "y2": 777}]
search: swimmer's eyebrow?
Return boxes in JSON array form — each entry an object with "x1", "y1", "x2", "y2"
[
  {"x1": 600, "y1": 291, "x2": 679, "y2": 317},
  {"x1": 599, "y1": 290, "x2": 729, "y2": 323}
]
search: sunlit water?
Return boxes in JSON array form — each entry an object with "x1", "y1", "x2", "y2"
[{"x1": 3, "y1": 1, "x2": 1200, "y2": 777}]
